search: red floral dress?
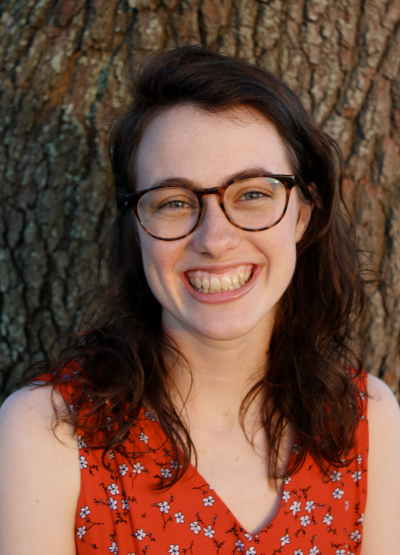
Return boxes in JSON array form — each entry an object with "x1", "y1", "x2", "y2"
[{"x1": 44, "y1": 369, "x2": 368, "y2": 555}]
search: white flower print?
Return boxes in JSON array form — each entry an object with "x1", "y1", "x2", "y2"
[
  {"x1": 145, "y1": 411, "x2": 156, "y2": 421},
  {"x1": 170, "y1": 460, "x2": 179, "y2": 470},
  {"x1": 345, "y1": 500, "x2": 349, "y2": 511},
  {"x1": 119, "y1": 463, "x2": 129, "y2": 476},
  {"x1": 358, "y1": 513, "x2": 364, "y2": 524},
  {"x1": 350, "y1": 529, "x2": 362, "y2": 541},
  {"x1": 335, "y1": 550, "x2": 346, "y2": 555},
  {"x1": 305, "y1": 500, "x2": 315, "y2": 513},
  {"x1": 235, "y1": 539, "x2": 245, "y2": 551},
  {"x1": 139, "y1": 432, "x2": 149, "y2": 443},
  {"x1": 202, "y1": 495, "x2": 215, "y2": 507},
  {"x1": 309, "y1": 547, "x2": 319, "y2": 555},
  {"x1": 133, "y1": 462, "x2": 145, "y2": 474},
  {"x1": 280, "y1": 533, "x2": 290, "y2": 546},
  {"x1": 77, "y1": 435, "x2": 87, "y2": 450},
  {"x1": 108, "y1": 542, "x2": 118, "y2": 554},
  {"x1": 357, "y1": 454, "x2": 363, "y2": 465},
  {"x1": 69, "y1": 404, "x2": 74, "y2": 413},
  {"x1": 174, "y1": 511, "x2": 184, "y2": 523},
  {"x1": 108, "y1": 450, "x2": 115, "y2": 460},
  {"x1": 108, "y1": 483, "x2": 120, "y2": 495},
  {"x1": 290, "y1": 500, "x2": 301, "y2": 516},
  {"x1": 244, "y1": 533, "x2": 253, "y2": 541},
  {"x1": 134, "y1": 528, "x2": 146, "y2": 541},
  {"x1": 79, "y1": 455, "x2": 88, "y2": 469},
  {"x1": 282, "y1": 491, "x2": 290, "y2": 502},
  {"x1": 77, "y1": 525, "x2": 86, "y2": 539},
  {"x1": 190, "y1": 521, "x2": 201, "y2": 534},
  {"x1": 330, "y1": 470, "x2": 341, "y2": 482},
  {"x1": 300, "y1": 515, "x2": 310, "y2": 527},
  {"x1": 108, "y1": 496, "x2": 118, "y2": 510},
  {"x1": 161, "y1": 467, "x2": 173, "y2": 479},
  {"x1": 158, "y1": 500, "x2": 170, "y2": 513},
  {"x1": 168, "y1": 545, "x2": 179, "y2": 554},
  {"x1": 79, "y1": 505, "x2": 90, "y2": 518},
  {"x1": 246, "y1": 547, "x2": 256, "y2": 555},
  {"x1": 122, "y1": 498, "x2": 129, "y2": 511},
  {"x1": 352, "y1": 470, "x2": 361, "y2": 482},
  {"x1": 284, "y1": 476, "x2": 291, "y2": 485},
  {"x1": 323, "y1": 513, "x2": 333, "y2": 526},
  {"x1": 332, "y1": 487, "x2": 344, "y2": 499},
  {"x1": 203, "y1": 525, "x2": 215, "y2": 538},
  {"x1": 294, "y1": 550, "x2": 304, "y2": 555}
]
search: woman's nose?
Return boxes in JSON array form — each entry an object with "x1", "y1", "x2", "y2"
[{"x1": 190, "y1": 194, "x2": 241, "y2": 258}]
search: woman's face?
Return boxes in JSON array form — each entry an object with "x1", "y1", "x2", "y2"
[{"x1": 135, "y1": 106, "x2": 312, "y2": 342}]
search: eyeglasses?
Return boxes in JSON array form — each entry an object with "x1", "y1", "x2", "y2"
[{"x1": 124, "y1": 174, "x2": 301, "y2": 241}]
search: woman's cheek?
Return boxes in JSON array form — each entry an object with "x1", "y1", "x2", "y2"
[{"x1": 140, "y1": 234, "x2": 180, "y2": 303}]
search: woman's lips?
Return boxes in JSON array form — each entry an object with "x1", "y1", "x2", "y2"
[{"x1": 182, "y1": 265, "x2": 262, "y2": 304}]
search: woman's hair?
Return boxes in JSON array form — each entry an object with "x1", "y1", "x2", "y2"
[{"x1": 24, "y1": 45, "x2": 366, "y2": 487}]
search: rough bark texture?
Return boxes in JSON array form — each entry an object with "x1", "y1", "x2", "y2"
[{"x1": 1, "y1": 0, "x2": 400, "y2": 402}]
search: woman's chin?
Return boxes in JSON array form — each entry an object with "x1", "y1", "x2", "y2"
[{"x1": 183, "y1": 315, "x2": 269, "y2": 343}]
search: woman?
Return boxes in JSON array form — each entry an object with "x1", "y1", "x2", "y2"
[{"x1": 0, "y1": 46, "x2": 399, "y2": 555}]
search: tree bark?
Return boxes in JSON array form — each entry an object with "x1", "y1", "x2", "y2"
[{"x1": 1, "y1": 0, "x2": 400, "y2": 402}]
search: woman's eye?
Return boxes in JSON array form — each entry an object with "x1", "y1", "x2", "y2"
[
  {"x1": 241, "y1": 191, "x2": 270, "y2": 200},
  {"x1": 244, "y1": 192, "x2": 262, "y2": 200},
  {"x1": 159, "y1": 200, "x2": 189, "y2": 209}
]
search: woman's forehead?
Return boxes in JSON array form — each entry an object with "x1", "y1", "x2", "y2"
[{"x1": 135, "y1": 105, "x2": 292, "y2": 190}]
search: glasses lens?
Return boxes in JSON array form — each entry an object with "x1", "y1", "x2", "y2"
[
  {"x1": 137, "y1": 187, "x2": 200, "y2": 239},
  {"x1": 224, "y1": 177, "x2": 287, "y2": 230}
]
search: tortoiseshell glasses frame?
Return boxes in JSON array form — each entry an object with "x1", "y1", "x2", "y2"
[{"x1": 124, "y1": 174, "x2": 302, "y2": 241}]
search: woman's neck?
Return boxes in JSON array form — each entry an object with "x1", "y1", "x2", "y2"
[{"x1": 162, "y1": 310, "x2": 273, "y2": 433}]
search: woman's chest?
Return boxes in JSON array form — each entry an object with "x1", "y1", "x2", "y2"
[
  {"x1": 74, "y1": 414, "x2": 367, "y2": 555},
  {"x1": 192, "y1": 429, "x2": 286, "y2": 534}
]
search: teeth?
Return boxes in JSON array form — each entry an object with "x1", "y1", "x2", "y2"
[
  {"x1": 187, "y1": 266, "x2": 254, "y2": 294},
  {"x1": 210, "y1": 276, "x2": 222, "y2": 292},
  {"x1": 221, "y1": 275, "x2": 232, "y2": 291}
]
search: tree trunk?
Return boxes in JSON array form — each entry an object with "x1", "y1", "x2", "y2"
[{"x1": 1, "y1": 0, "x2": 400, "y2": 402}]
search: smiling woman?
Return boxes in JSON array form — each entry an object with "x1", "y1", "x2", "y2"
[
  {"x1": 0, "y1": 46, "x2": 400, "y2": 555},
  {"x1": 136, "y1": 109, "x2": 309, "y2": 339}
]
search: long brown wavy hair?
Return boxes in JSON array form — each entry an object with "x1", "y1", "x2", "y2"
[{"x1": 24, "y1": 45, "x2": 366, "y2": 488}]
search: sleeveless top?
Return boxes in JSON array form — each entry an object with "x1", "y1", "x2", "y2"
[{"x1": 41, "y1": 368, "x2": 368, "y2": 555}]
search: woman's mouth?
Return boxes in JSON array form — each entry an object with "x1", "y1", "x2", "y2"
[
  {"x1": 185, "y1": 264, "x2": 254, "y2": 293},
  {"x1": 182, "y1": 264, "x2": 261, "y2": 304}
]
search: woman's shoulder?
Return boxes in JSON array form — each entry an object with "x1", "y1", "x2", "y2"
[
  {"x1": 0, "y1": 385, "x2": 80, "y2": 554},
  {"x1": 365, "y1": 372, "x2": 400, "y2": 480},
  {"x1": 361, "y1": 373, "x2": 400, "y2": 554},
  {"x1": 366, "y1": 372, "x2": 400, "y2": 428},
  {"x1": 0, "y1": 381, "x2": 72, "y2": 435},
  {"x1": 365, "y1": 372, "x2": 400, "y2": 475},
  {"x1": 0, "y1": 377, "x2": 76, "y2": 432}
]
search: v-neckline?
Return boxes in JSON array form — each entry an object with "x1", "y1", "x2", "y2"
[
  {"x1": 185, "y1": 456, "x2": 294, "y2": 537},
  {"x1": 140, "y1": 406, "x2": 297, "y2": 538}
]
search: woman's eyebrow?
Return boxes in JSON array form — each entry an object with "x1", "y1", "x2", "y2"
[
  {"x1": 224, "y1": 167, "x2": 276, "y2": 183},
  {"x1": 148, "y1": 167, "x2": 277, "y2": 189}
]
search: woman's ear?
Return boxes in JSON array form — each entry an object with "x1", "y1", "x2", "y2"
[{"x1": 295, "y1": 184, "x2": 315, "y2": 243}]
